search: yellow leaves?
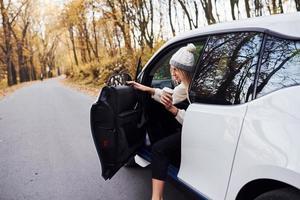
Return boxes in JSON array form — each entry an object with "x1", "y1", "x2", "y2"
[{"x1": 62, "y1": 0, "x2": 87, "y2": 24}]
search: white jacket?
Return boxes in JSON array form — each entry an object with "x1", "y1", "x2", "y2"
[{"x1": 151, "y1": 83, "x2": 189, "y2": 125}]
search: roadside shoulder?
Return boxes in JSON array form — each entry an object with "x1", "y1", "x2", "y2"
[{"x1": 59, "y1": 77, "x2": 100, "y2": 98}]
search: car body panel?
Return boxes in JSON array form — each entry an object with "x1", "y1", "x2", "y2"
[
  {"x1": 226, "y1": 86, "x2": 300, "y2": 199},
  {"x1": 178, "y1": 103, "x2": 247, "y2": 200}
]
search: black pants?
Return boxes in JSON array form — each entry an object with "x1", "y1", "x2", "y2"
[{"x1": 151, "y1": 131, "x2": 181, "y2": 181}]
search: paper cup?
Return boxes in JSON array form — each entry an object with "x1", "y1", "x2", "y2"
[{"x1": 162, "y1": 87, "x2": 173, "y2": 96}]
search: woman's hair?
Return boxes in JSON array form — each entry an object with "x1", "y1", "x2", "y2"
[
  {"x1": 169, "y1": 43, "x2": 196, "y2": 87},
  {"x1": 176, "y1": 68, "x2": 193, "y2": 86}
]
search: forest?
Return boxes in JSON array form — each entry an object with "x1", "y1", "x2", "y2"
[{"x1": 1, "y1": 0, "x2": 299, "y2": 90}]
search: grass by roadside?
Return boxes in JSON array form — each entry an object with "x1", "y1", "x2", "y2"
[
  {"x1": 60, "y1": 76, "x2": 101, "y2": 98},
  {"x1": 0, "y1": 80, "x2": 35, "y2": 100}
]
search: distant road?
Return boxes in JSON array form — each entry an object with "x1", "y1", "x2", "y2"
[{"x1": 0, "y1": 78, "x2": 192, "y2": 200}]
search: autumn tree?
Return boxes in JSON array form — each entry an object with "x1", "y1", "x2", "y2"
[
  {"x1": 266, "y1": 0, "x2": 284, "y2": 14},
  {"x1": 104, "y1": 0, "x2": 133, "y2": 54},
  {"x1": 87, "y1": 0, "x2": 100, "y2": 61},
  {"x1": 177, "y1": 0, "x2": 199, "y2": 29},
  {"x1": 0, "y1": 0, "x2": 54, "y2": 85},
  {"x1": 2, "y1": 0, "x2": 296, "y2": 89},
  {"x1": 127, "y1": 0, "x2": 155, "y2": 51},
  {"x1": 200, "y1": 0, "x2": 216, "y2": 25},
  {"x1": 0, "y1": 0, "x2": 23, "y2": 85},
  {"x1": 254, "y1": 0, "x2": 263, "y2": 16},
  {"x1": 11, "y1": 0, "x2": 31, "y2": 82}
]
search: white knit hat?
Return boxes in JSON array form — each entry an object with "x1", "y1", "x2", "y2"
[{"x1": 169, "y1": 43, "x2": 196, "y2": 72}]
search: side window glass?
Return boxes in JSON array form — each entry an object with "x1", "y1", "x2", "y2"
[
  {"x1": 152, "y1": 53, "x2": 174, "y2": 89},
  {"x1": 190, "y1": 32, "x2": 263, "y2": 105},
  {"x1": 256, "y1": 36, "x2": 300, "y2": 97},
  {"x1": 151, "y1": 40, "x2": 206, "y2": 89}
]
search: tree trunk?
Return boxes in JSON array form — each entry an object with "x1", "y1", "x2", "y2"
[
  {"x1": 12, "y1": 21, "x2": 30, "y2": 82},
  {"x1": 214, "y1": 0, "x2": 220, "y2": 22},
  {"x1": 79, "y1": 30, "x2": 87, "y2": 63},
  {"x1": 244, "y1": 0, "x2": 251, "y2": 18},
  {"x1": 272, "y1": 0, "x2": 277, "y2": 14},
  {"x1": 92, "y1": 6, "x2": 99, "y2": 60},
  {"x1": 114, "y1": 27, "x2": 121, "y2": 56},
  {"x1": 83, "y1": 20, "x2": 92, "y2": 62},
  {"x1": 142, "y1": 0, "x2": 154, "y2": 50},
  {"x1": 121, "y1": 23, "x2": 133, "y2": 53},
  {"x1": 147, "y1": 0, "x2": 154, "y2": 49},
  {"x1": 178, "y1": 0, "x2": 193, "y2": 29},
  {"x1": 17, "y1": 41, "x2": 28, "y2": 82},
  {"x1": 230, "y1": 0, "x2": 236, "y2": 20},
  {"x1": 11, "y1": 62, "x2": 17, "y2": 84},
  {"x1": 278, "y1": 0, "x2": 283, "y2": 13},
  {"x1": 68, "y1": 25, "x2": 79, "y2": 66},
  {"x1": 296, "y1": 0, "x2": 300, "y2": 11},
  {"x1": 168, "y1": 0, "x2": 176, "y2": 36},
  {"x1": 29, "y1": 53, "x2": 36, "y2": 80},
  {"x1": 106, "y1": 0, "x2": 133, "y2": 53},
  {"x1": 200, "y1": 0, "x2": 216, "y2": 25},
  {"x1": 158, "y1": 0, "x2": 163, "y2": 39},
  {"x1": 0, "y1": 0, "x2": 17, "y2": 86},
  {"x1": 254, "y1": 0, "x2": 262, "y2": 16}
]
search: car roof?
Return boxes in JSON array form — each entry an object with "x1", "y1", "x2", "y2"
[
  {"x1": 167, "y1": 12, "x2": 300, "y2": 44},
  {"x1": 142, "y1": 12, "x2": 300, "y2": 73}
]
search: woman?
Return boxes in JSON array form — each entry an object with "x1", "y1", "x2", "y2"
[{"x1": 127, "y1": 43, "x2": 196, "y2": 200}]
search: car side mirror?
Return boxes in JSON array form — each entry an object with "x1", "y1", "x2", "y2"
[{"x1": 106, "y1": 72, "x2": 132, "y2": 87}]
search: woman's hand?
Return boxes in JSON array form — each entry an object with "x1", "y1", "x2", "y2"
[
  {"x1": 160, "y1": 92, "x2": 178, "y2": 116},
  {"x1": 126, "y1": 81, "x2": 155, "y2": 95},
  {"x1": 160, "y1": 92, "x2": 172, "y2": 108}
]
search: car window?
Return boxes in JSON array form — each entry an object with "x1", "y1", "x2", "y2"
[
  {"x1": 190, "y1": 32, "x2": 263, "y2": 105},
  {"x1": 151, "y1": 50, "x2": 174, "y2": 88},
  {"x1": 256, "y1": 35, "x2": 300, "y2": 97},
  {"x1": 151, "y1": 40, "x2": 206, "y2": 89}
]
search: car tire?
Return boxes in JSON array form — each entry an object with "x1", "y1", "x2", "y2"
[{"x1": 254, "y1": 187, "x2": 300, "y2": 200}]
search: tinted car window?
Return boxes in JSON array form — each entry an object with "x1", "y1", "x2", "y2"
[
  {"x1": 256, "y1": 35, "x2": 300, "y2": 97},
  {"x1": 190, "y1": 32, "x2": 263, "y2": 105}
]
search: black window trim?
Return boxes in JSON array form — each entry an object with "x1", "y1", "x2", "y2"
[
  {"x1": 252, "y1": 33, "x2": 267, "y2": 99},
  {"x1": 188, "y1": 36, "x2": 210, "y2": 101}
]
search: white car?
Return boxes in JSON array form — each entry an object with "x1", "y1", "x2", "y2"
[{"x1": 90, "y1": 12, "x2": 300, "y2": 200}]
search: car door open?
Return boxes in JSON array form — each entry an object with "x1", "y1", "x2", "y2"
[{"x1": 90, "y1": 85, "x2": 146, "y2": 180}]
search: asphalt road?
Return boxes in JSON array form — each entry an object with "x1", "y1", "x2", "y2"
[{"x1": 0, "y1": 78, "x2": 195, "y2": 200}]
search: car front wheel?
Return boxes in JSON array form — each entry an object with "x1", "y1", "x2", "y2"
[{"x1": 254, "y1": 187, "x2": 300, "y2": 200}]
